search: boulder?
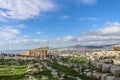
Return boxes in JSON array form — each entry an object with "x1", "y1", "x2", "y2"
[
  {"x1": 84, "y1": 69, "x2": 90, "y2": 72},
  {"x1": 102, "y1": 64, "x2": 112, "y2": 72},
  {"x1": 59, "y1": 78, "x2": 64, "y2": 80},
  {"x1": 79, "y1": 65, "x2": 84, "y2": 72},
  {"x1": 51, "y1": 71, "x2": 58, "y2": 76},
  {"x1": 28, "y1": 75, "x2": 36, "y2": 80},
  {"x1": 42, "y1": 75, "x2": 49, "y2": 80},
  {"x1": 28, "y1": 64, "x2": 34, "y2": 69},
  {"x1": 86, "y1": 72, "x2": 92, "y2": 77},
  {"x1": 116, "y1": 78, "x2": 120, "y2": 80},
  {"x1": 60, "y1": 73, "x2": 65, "y2": 77},
  {"x1": 58, "y1": 62, "x2": 63, "y2": 65},
  {"x1": 106, "y1": 76, "x2": 116, "y2": 80},
  {"x1": 73, "y1": 68, "x2": 79, "y2": 72},
  {"x1": 90, "y1": 61, "x2": 97, "y2": 67},
  {"x1": 92, "y1": 72, "x2": 102, "y2": 80},
  {"x1": 101, "y1": 73, "x2": 109, "y2": 80},
  {"x1": 47, "y1": 66, "x2": 52, "y2": 71},
  {"x1": 110, "y1": 66, "x2": 120, "y2": 77},
  {"x1": 76, "y1": 77, "x2": 81, "y2": 80},
  {"x1": 90, "y1": 61, "x2": 103, "y2": 69},
  {"x1": 113, "y1": 60, "x2": 120, "y2": 65},
  {"x1": 33, "y1": 68, "x2": 40, "y2": 73},
  {"x1": 96, "y1": 62, "x2": 103, "y2": 69}
]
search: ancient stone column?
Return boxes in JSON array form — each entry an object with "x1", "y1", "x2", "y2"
[{"x1": 43, "y1": 49, "x2": 46, "y2": 59}]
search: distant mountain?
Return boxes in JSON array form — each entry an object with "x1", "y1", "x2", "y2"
[
  {"x1": 54, "y1": 44, "x2": 118, "y2": 53},
  {"x1": 70, "y1": 44, "x2": 115, "y2": 49}
]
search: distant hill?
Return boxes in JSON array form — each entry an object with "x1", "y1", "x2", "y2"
[{"x1": 54, "y1": 44, "x2": 118, "y2": 53}]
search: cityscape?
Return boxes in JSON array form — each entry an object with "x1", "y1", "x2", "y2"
[{"x1": 0, "y1": 0, "x2": 120, "y2": 80}]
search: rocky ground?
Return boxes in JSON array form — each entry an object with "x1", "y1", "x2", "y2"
[{"x1": 0, "y1": 56, "x2": 120, "y2": 80}]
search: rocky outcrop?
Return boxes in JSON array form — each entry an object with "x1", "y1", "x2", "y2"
[
  {"x1": 102, "y1": 64, "x2": 112, "y2": 72},
  {"x1": 110, "y1": 66, "x2": 120, "y2": 77}
]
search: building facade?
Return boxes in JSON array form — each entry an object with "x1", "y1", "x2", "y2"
[{"x1": 20, "y1": 47, "x2": 49, "y2": 59}]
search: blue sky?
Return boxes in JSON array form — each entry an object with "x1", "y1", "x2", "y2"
[{"x1": 0, "y1": 0, "x2": 120, "y2": 50}]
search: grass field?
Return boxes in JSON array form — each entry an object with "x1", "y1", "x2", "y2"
[
  {"x1": 0, "y1": 59, "x2": 28, "y2": 80},
  {"x1": 0, "y1": 58, "x2": 91, "y2": 80},
  {"x1": 0, "y1": 64, "x2": 27, "y2": 80},
  {"x1": 71, "y1": 56, "x2": 88, "y2": 64}
]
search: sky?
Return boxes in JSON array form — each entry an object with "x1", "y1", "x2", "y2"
[{"x1": 0, "y1": 0, "x2": 120, "y2": 50}]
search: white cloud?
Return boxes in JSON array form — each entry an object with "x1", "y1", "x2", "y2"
[
  {"x1": 9, "y1": 39, "x2": 47, "y2": 45},
  {"x1": 55, "y1": 36, "x2": 77, "y2": 42},
  {"x1": 81, "y1": 22, "x2": 120, "y2": 45},
  {"x1": 0, "y1": 16, "x2": 7, "y2": 22},
  {"x1": 0, "y1": 0, "x2": 55, "y2": 20},
  {"x1": 76, "y1": 0, "x2": 97, "y2": 5},
  {"x1": 1, "y1": 22, "x2": 120, "y2": 50},
  {"x1": 79, "y1": 17, "x2": 99, "y2": 21},
  {"x1": 88, "y1": 17, "x2": 99, "y2": 20},
  {"x1": 0, "y1": 39, "x2": 48, "y2": 50},
  {"x1": 22, "y1": 35, "x2": 29, "y2": 38},
  {"x1": 0, "y1": 26, "x2": 20, "y2": 40},
  {"x1": 16, "y1": 24, "x2": 26, "y2": 29},
  {"x1": 0, "y1": 35, "x2": 79, "y2": 50},
  {"x1": 100, "y1": 22, "x2": 120, "y2": 34}
]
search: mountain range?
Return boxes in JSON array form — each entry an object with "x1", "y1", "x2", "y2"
[{"x1": 53, "y1": 44, "x2": 119, "y2": 53}]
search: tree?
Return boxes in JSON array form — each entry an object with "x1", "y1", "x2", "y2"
[{"x1": 113, "y1": 47, "x2": 120, "y2": 51}]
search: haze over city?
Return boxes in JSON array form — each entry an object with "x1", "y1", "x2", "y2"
[{"x1": 0, "y1": 0, "x2": 120, "y2": 50}]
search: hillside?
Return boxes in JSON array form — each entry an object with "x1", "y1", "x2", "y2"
[{"x1": 54, "y1": 44, "x2": 116, "y2": 54}]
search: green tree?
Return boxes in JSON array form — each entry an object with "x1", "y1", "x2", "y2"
[{"x1": 113, "y1": 47, "x2": 120, "y2": 51}]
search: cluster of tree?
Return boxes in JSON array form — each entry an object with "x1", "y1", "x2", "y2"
[{"x1": 113, "y1": 46, "x2": 120, "y2": 51}]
